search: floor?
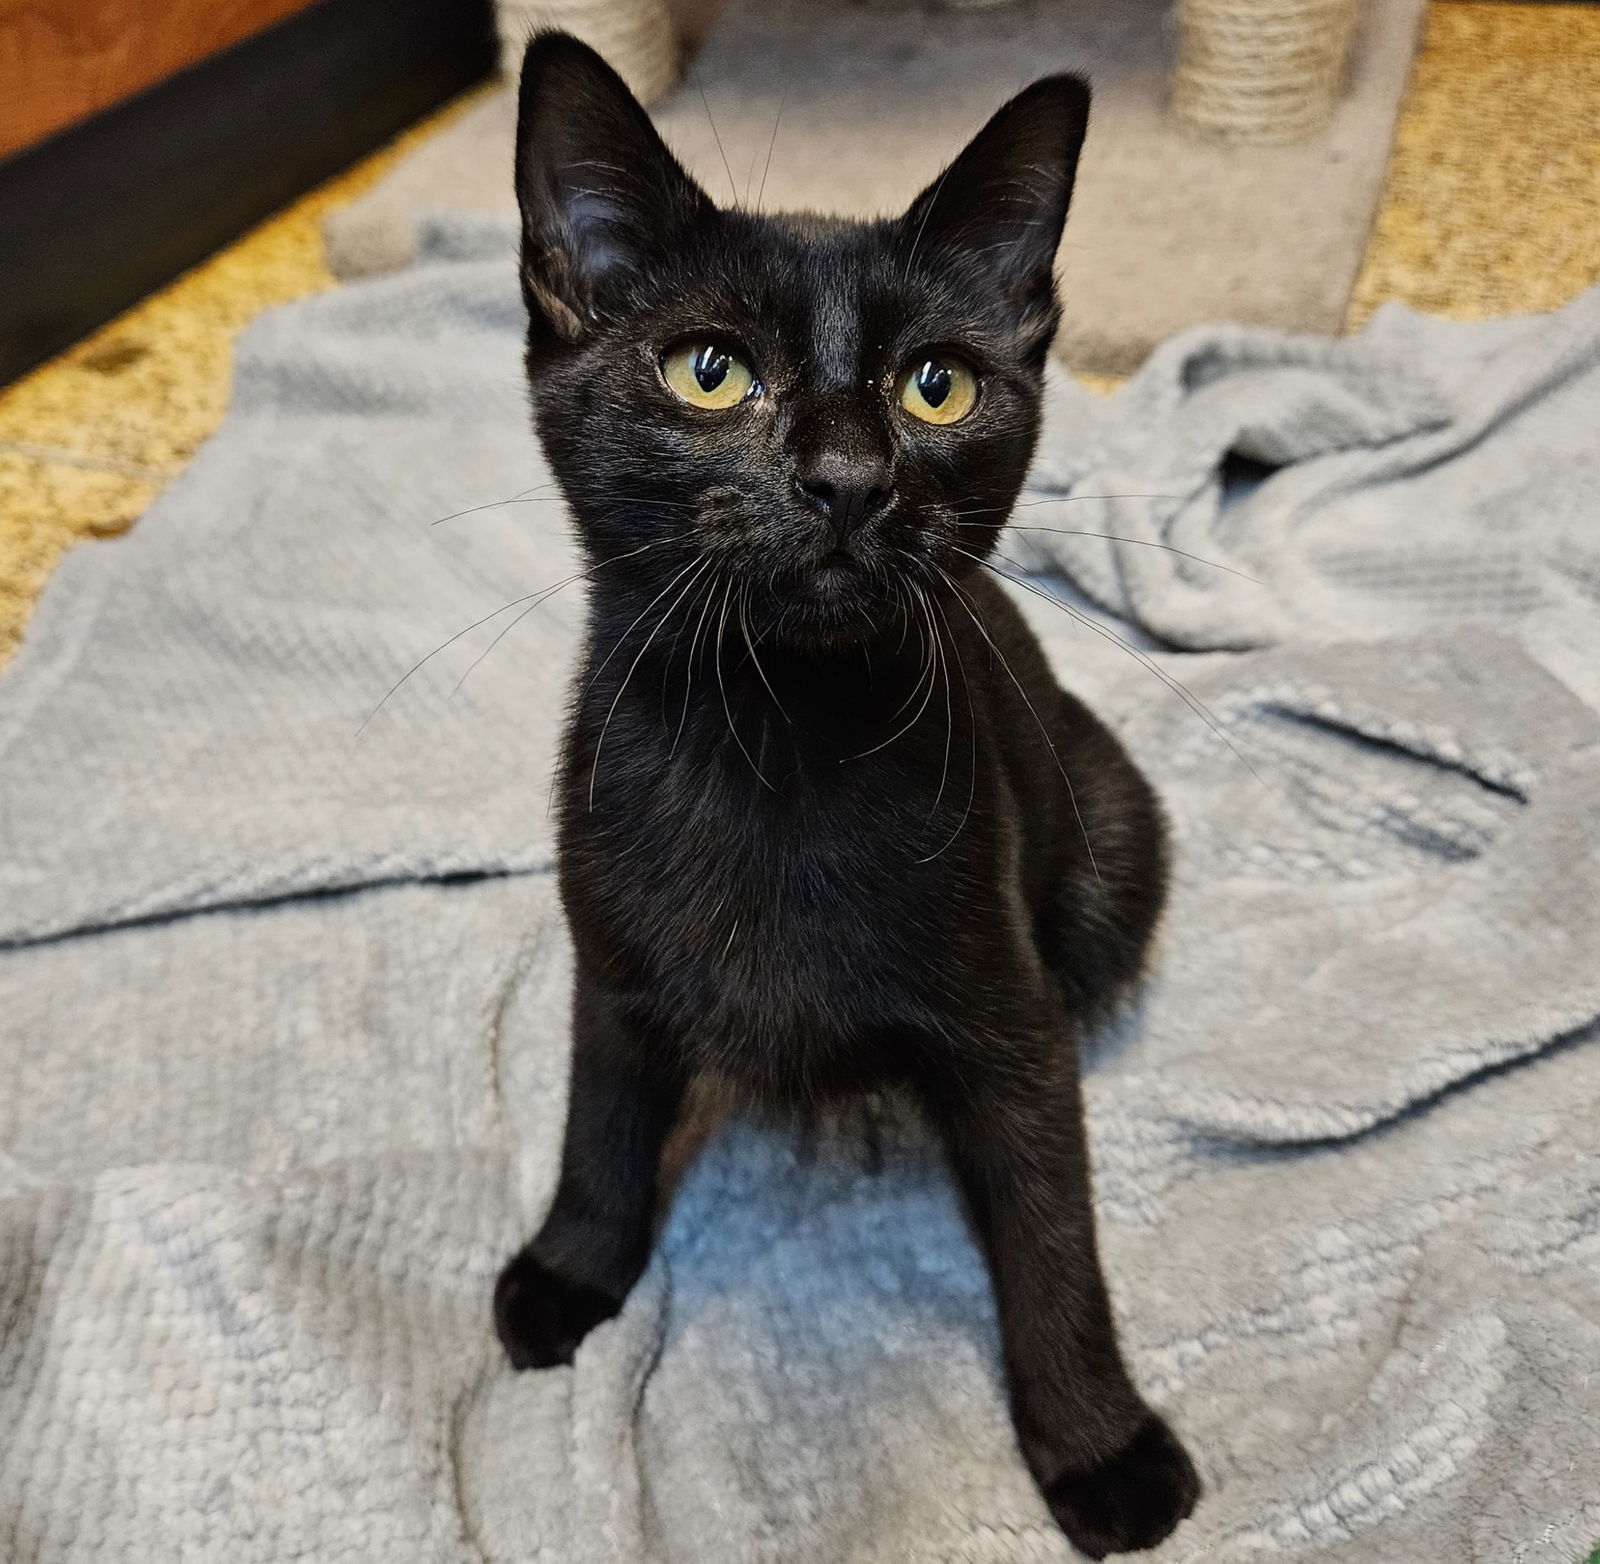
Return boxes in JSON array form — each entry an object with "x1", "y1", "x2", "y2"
[{"x1": 2, "y1": 0, "x2": 1598, "y2": 665}]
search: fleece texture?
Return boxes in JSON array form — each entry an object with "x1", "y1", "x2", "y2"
[{"x1": 2, "y1": 218, "x2": 1597, "y2": 1562}]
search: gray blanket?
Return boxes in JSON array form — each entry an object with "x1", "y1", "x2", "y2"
[{"x1": 2, "y1": 217, "x2": 1597, "y2": 1563}]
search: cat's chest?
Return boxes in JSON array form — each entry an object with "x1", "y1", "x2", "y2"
[
  {"x1": 575, "y1": 742, "x2": 927, "y2": 947},
  {"x1": 562, "y1": 719, "x2": 1009, "y2": 1062}
]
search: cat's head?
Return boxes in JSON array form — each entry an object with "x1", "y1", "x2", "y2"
[{"x1": 514, "y1": 32, "x2": 1088, "y2": 648}]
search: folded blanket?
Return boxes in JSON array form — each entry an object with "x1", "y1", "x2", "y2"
[{"x1": 2, "y1": 217, "x2": 1596, "y2": 1563}]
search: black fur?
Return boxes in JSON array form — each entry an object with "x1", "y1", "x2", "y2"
[{"x1": 495, "y1": 33, "x2": 1200, "y2": 1556}]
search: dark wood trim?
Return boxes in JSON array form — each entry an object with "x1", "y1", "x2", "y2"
[
  {"x1": 0, "y1": 0, "x2": 497, "y2": 386},
  {"x1": 0, "y1": 0, "x2": 326, "y2": 160}
]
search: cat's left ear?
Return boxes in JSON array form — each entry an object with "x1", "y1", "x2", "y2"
[
  {"x1": 898, "y1": 76, "x2": 1091, "y2": 355},
  {"x1": 515, "y1": 31, "x2": 713, "y2": 347}
]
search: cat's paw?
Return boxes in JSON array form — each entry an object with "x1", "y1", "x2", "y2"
[
  {"x1": 493, "y1": 1248, "x2": 622, "y2": 1370},
  {"x1": 1044, "y1": 1414, "x2": 1201, "y2": 1558}
]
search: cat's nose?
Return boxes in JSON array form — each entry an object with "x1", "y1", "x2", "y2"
[{"x1": 794, "y1": 450, "x2": 894, "y2": 544}]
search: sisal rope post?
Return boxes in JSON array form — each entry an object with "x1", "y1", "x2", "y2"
[
  {"x1": 494, "y1": 0, "x2": 680, "y2": 105},
  {"x1": 1172, "y1": 0, "x2": 1363, "y2": 144}
]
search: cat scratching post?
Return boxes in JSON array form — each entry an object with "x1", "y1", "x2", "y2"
[
  {"x1": 493, "y1": 0, "x2": 680, "y2": 104},
  {"x1": 1172, "y1": 0, "x2": 1363, "y2": 143}
]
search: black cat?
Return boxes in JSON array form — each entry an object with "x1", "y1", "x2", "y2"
[{"x1": 493, "y1": 33, "x2": 1200, "y2": 1557}]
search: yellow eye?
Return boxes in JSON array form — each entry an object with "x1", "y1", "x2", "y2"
[
  {"x1": 661, "y1": 341, "x2": 757, "y2": 409},
  {"x1": 898, "y1": 356, "x2": 978, "y2": 425}
]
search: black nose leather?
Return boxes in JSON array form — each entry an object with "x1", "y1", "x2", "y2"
[{"x1": 795, "y1": 450, "x2": 894, "y2": 543}]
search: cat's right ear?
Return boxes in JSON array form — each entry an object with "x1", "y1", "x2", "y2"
[
  {"x1": 898, "y1": 75, "x2": 1090, "y2": 361},
  {"x1": 515, "y1": 32, "x2": 713, "y2": 346}
]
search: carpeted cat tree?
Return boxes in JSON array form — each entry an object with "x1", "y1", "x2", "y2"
[
  {"x1": 325, "y1": 0, "x2": 1412, "y2": 373},
  {"x1": 492, "y1": 0, "x2": 1366, "y2": 138}
]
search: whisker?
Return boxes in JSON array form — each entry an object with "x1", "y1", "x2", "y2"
[
  {"x1": 950, "y1": 493, "x2": 1188, "y2": 525},
  {"x1": 893, "y1": 577, "x2": 914, "y2": 655},
  {"x1": 359, "y1": 594, "x2": 547, "y2": 735},
  {"x1": 756, "y1": 84, "x2": 789, "y2": 209},
  {"x1": 959, "y1": 520, "x2": 1260, "y2": 584},
  {"x1": 739, "y1": 580, "x2": 792, "y2": 725},
  {"x1": 916, "y1": 588, "x2": 978, "y2": 864},
  {"x1": 923, "y1": 583, "x2": 954, "y2": 819},
  {"x1": 1014, "y1": 494, "x2": 1186, "y2": 508},
  {"x1": 956, "y1": 545, "x2": 1268, "y2": 788},
  {"x1": 448, "y1": 595, "x2": 547, "y2": 697},
  {"x1": 841, "y1": 604, "x2": 940, "y2": 762},
  {"x1": 675, "y1": 569, "x2": 725, "y2": 756},
  {"x1": 658, "y1": 577, "x2": 695, "y2": 731},
  {"x1": 982, "y1": 546, "x2": 1264, "y2": 779},
  {"x1": 699, "y1": 85, "x2": 740, "y2": 206},
  {"x1": 901, "y1": 160, "x2": 954, "y2": 282},
  {"x1": 715, "y1": 580, "x2": 777, "y2": 790},
  {"x1": 871, "y1": 586, "x2": 940, "y2": 733},
  {"x1": 853, "y1": 579, "x2": 937, "y2": 756},
  {"x1": 355, "y1": 542, "x2": 662, "y2": 736},
  {"x1": 934, "y1": 563, "x2": 1102, "y2": 885},
  {"x1": 431, "y1": 490, "x2": 702, "y2": 525},
  {"x1": 589, "y1": 555, "x2": 716, "y2": 808},
  {"x1": 583, "y1": 552, "x2": 706, "y2": 694},
  {"x1": 451, "y1": 546, "x2": 674, "y2": 700},
  {"x1": 427, "y1": 482, "x2": 559, "y2": 526}
]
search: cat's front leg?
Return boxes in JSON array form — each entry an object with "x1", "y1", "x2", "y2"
[
  {"x1": 919, "y1": 1025, "x2": 1200, "y2": 1558},
  {"x1": 495, "y1": 972, "x2": 684, "y2": 1370}
]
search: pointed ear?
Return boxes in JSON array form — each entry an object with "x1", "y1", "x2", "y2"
[
  {"x1": 515, "y1": 32, "x2": 713, "y2": 346},
  {"x1": 898, "y1": 75, "x2": 1091, "y2": 354}
]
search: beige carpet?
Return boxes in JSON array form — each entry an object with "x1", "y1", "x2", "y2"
[{"x1": 324, "y1": 0, "x2": 1427, "y2": 373}]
